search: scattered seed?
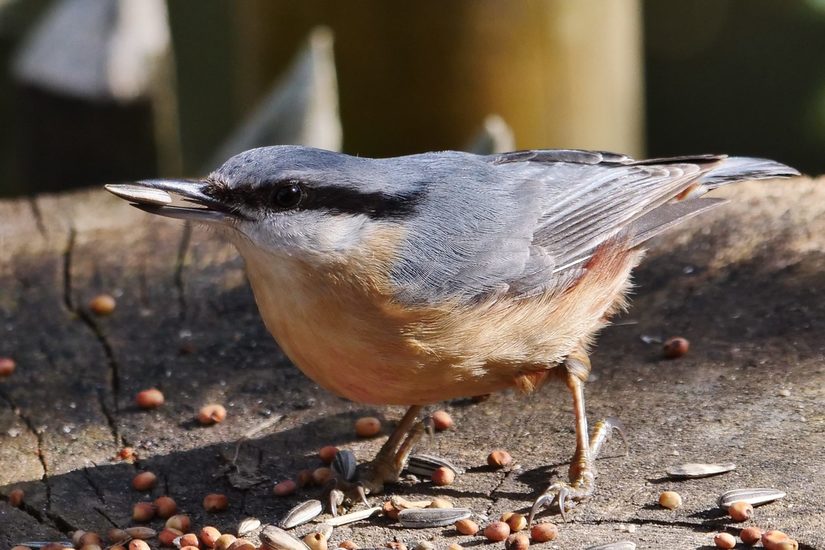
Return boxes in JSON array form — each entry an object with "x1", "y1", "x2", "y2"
[
  {"x1": 296, "y1": 469, "x2": 314, "y2": 488},
  {"x1": 280, "y1": 499, "x2": 323, "y2": 529},
  {"x1": 129, "y1": 541, "x2": 150, "y2": 550},
  {"x1": 260, "y1": 525, "x2": 311, "y2": 550},
  {"x1": 118, "y1": 447, "x2": 137, "y2": 462},
  {"x1": 80, "y1": 533, "x2": 102, "y2": 547},
  {"x1": 302, "y1": 533, "x2": 328, "y2": 550},
  {"x1": 338, "y1": 542, "x2": 358, "y2": 550},
  {"x1": 214, "y1": 535, "x2": 237, "y2": 550},
  {"x1": 324, "y1": 506, "x2": 381, "y2": 527},
  {"x1": 762, "y1": 530, "x2": 797, "y2": 550},
  {"x1": 274, "y1": 479, "x2": 297, "y2": 497},
  {"x1": 727, "y1": 500, "x2": 753, "y2": 522},
  {"x1": 718, "y1": 488, "x2": 786, "y2": 509},
  {"x1": 105, "y1": 184, "x2": 173, "y2": 206},
  {"x1": 124, "y1": 527, "x2": 157, "y2": 540},
  {"x1": 312, "y1": 467, "x2": 333, "y2": 485},
  {"x1": 385, "y1": 541, "x2": 406, "y2": 550},
  {"x1": 11, "y1": 546, "x2": 33, "y2": 550},
  {"x1": 0, "y1": 357, "x2": 16, "y2": 377},
  {"x1": 199, "y1": 527, "x2": 221, "y2": 548},
  {"x1": 778, "y1": 388, "x2": 791, "y2": 397},
  {"x1": 238, "y1": 517, "x2": 261, "y2": 537},
  {"x1": 203, "y1": 493, "x2": 229, "y2": 512},
  {"x1": 398, "y1": 508, "x2": 472, "y2": 528},
  {"x1": 506, "y1": 533, "x2": 529, "y2": 550},
  {"x1": 662, "y1": 336, "x2": 689, "y2": 359},
  {"x1": 484, "y1": 521, "x2": 510, "y2": 542},
  {"x1": 9, "y1": 488, "x2": 24, "y2": 507},
  {"x1": 584, "y1": 543, "x2": 636, "y2": 550},
  {"x1": 89, "y1": 294, "x2": 117, "y2": 316},
  {"x1": 332, "y1": 450, "x2": 357, "y2": 482},
  {"x1": 167, "y1": 515, "x2": 191, "y2": 531},
  {"x1": 159, "y1": 527, "x2": 183, "y2": 546},
  {"x1": 431, "y1": 410, "x2": 453, "y2": 431},
  {"x1": 413, "y1": 542, "x2": 433, "y2": 550},
  {"x1": 354, "y1": 417, "x2": 381, "y2": 437},
  {"x1": 658, "y1": 491, "x2": 682, "y2": 510},
  {"x1": 181, "y1": 546, "x2": 200, "y2": 550},
  {"x1": 405, "y1": 454, "x2": 462, "y2": 477},
  {"x1": 740, "y1": 526, "x2": 762, "y2": 545},
  {"x1": 447, "y1": 545, "x2": 462, "y2": 550},
  {"x1": 455, "y1": 518, "x2": 478, "y2": 535},
  {"x1": 107, "y1": 529, "x2": 129, "y2": 543},
  {"x1": 198, "y1": 404, "x2": 227, "y2": 426},
  {"x1": 501, "y1": 512, "x2": 527, "y2": 532},
  {"x1": 529, "y1": 523, "x2": 558, "y2": 543},
  {"x1": 227, "y1": 540, "x2": 256, "y2": 550},
  {"x1": 180, "y1": 534, "x2": 200, "y2": 548},
  {"x1": 713, "y1": 533, "x2": 736, "y2": 549},
  {"x1": 431, "y1": 466, "x2": 455, "y2": 486},
  {"x1": 428, "y1": 497, "x2": 452, "y2": 509},
  {"x1": 133, "y1": 502, "x2": 156, "y2": 522},
  {"x1": 487, "y1": 450, "x2": 512, "y2": 468},
  {"x1": 132, "y1": 471, "x2": 158, "y2": 491},
  {"x1": 136, "y1": 388, "x2": 164, "y2": 409},
  {"x1": 154, "y1": 496, "x2": 177, "y2": 518},
  {"x1": 319, "y1": 445, "x2": 339, "y2": 464},
  {"x1": 666, "y1": 462, "x2": 736, "y2": 479}
]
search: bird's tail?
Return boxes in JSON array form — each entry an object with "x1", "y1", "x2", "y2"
[{"x1": 699, "y1": 156, "x2": 800, "y2": 189}]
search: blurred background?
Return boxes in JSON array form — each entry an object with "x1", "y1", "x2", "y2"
[{"x1": 0, "y1": 0, "x2": 821, "y2": 197}]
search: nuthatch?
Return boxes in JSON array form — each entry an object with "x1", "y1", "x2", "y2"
[{"x1": 106, "y1": 146, "x2": 797, "y2": 518}]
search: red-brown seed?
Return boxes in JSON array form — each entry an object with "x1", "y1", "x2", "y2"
[
  {"x1": 658, "y1": 490, "x2": 683, "y2": 510},
  {"x1": 199, "y1": 526, "x2": 221, "y2": 548},
  {"x1": 132, "y1": 502, "x2": 156, "y2": 522},
  {"x1": 338, "y1": 542, "x2": 358, "y2": 550},
  {"x1": 0, "y1": 357, "x2": 16, "y2": 377},
  {"x1": 382, "y1": 500, "x2": 400, "y2": 520},
  {"x1": 455, "y1": 518, "x2": 479, "y2": 535},
  {"x1": 132, "y1": 471, "x2": 158, "y2": 491},
  {"x1": 180, "y1": 534, "x2": 200, "y2": 548},
  {"x1": 214, "y1": 535, "x2": 236, "y2": 550},
  {"x1": 319, "y1": 445, "x2": 339, "y2": 464},
  {"x1": 108, "y1": 529, "x2": 129, "y2": 543},
  {"x1": 129, "y1": 541, "x2": 150, "y2": 550},
  {"x1": 529, "y1": 523, "x2": 559, "y2": 543},
  {"x1": 89, "y1": 294, "x2": 117, "y2": 316},
  {"x1": 355, "y1": 416, "x2": 381, "y2": 437},
  {"x1": 80, "y1": 532, "x2": 103, "y2": 546},
  {"x1": 117, "y1": 447, "x2": 137, "y2": 462},
  {"x1": 762, "y1": 530, "x2": 796, "y2": 550},
  {"x1": 506, "y1": 533, "x2": 529, "y2": 550},
  {"x1": 182, "y1": 547, "x2": 200, "y2": 550},
  {"x1": 713, "y1": 532, "x2": 736, "y2": 549},
  {"x1": 227, "y1": 540, "x2": 255, "y2": 550},
  {"x1": 663, "y1": 336, "x2": 690, "y2": 359},
  {"x1": 728, "y1": 500, "x2": 753, "y2": 522},
  {"x1": 312, "y1": 467, "x2": 333, "y2": 485},
  {"x1": 501, "y1": 512, "x2": 527, "y2": 532},
  {"x1": 740, "y1": 526, "x2": 762, "y2": 545},
  {"x1": 431, "y1": 466, "x2": 455, "y2": 486},
  {"x1": 154, "y1": 495, "x2": 177, "y2": 518},
  {"x1": 8, "y1": 488, "x2": 24, "y2": 507},
  {"x1": 296, "y1": 469, "x2": 314, "y2": 488},
  {"x1": 484, "y1": 521, "x2": 511, "y2": 542},
  {"x1": 159, "y1": 527, "x2": 184, "y2": 547},
  {"x1": 136, "y1": 388, "x2": 164, "y2": 409},
  {"x1": 198, "y1": 404, "x2": 227, "y2": 426},
  {"x1": 431, "y1": 410, "x2": 454, "y2": 431},
  {"x1": 273, "y1": 479, "x2": 297, "y2": 497},
  {"x1": 166, "y1": 514, "x2": 191, "y2": 531},
  {"x1": 203, "y1": 493, "x2": 229, "y2": 512},
  {"x1": 487, "y1": 450, "x2": 513, "y2": 468}
]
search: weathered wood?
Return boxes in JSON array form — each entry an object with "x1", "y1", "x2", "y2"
[{"x1": 1, "y1": 177, "x2": 825, "y2": 547}]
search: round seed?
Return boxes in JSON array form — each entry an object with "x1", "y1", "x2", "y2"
[
  {"x1": 762, "y1": 530, "x2": 797, "y2": 550},
  {"x1": 312, "y1": 467, "x2": 333, "y2": 485},
  {"x1": 227, "y1": 540, "x2": 256, "y2": 550},
  {"x1": 506, "y1": 533, "x2": 529, "y2": 550},
  {"x1": 303, "y1": 532, "x2": 328, "y2": 550},
  {"x1": 663, "y1": 337, "x2": 689, "y2": 359},
  {"x1": 429, "y1": 497, "x2": 452, "y2": 508},
  {"x1": 154, "y1": 495, "x2": 177, "y2": 518},
  {"x1": 80, "y1": 532, "x2": 102, "y2": 546},
  {"x1": 658, "y1": 490, "x2": 683, "y2": 510},
  {"x1": 129, "y1": 541, "x2": 150, "y2": 550},
  {"x1": 89, "y1": 294, "x2": 116, "y2": 316},
  {"x1": 487, "y1": 450, "x2": 513, "y2": 468},
  {"x1": 529, "y1": 522, "x2": 559, "y2": 542},
  {"x1": 117, "y1": 447, "x2": 137, "y2": 462},
  {"x1": 214, "y1": 535, "x2": 236, "y2": 550},
  {"x1": 200, "y1": 526, "x2": 222, "y2": 548},
  {"x1": 166, "y1": 514, "x2": 191, "y2": 531},
  {"x1": 273, "y1": 479, "x2": 297, "y2": 497},
  {"x1": 132, "y1": 502, "x2": 155, "y2": 522},
  {"x1": 713, "y1": 532, "x2": 736, "y2": 549},
  {"x1": 132, "y1": 471, "x2": 158, "y2": 491},
  {"x1": 455, "y1": 518, "x2": 479, "y2": 535},
  {"x1": 125, "y1": 527, "x2": 157, "y2": 539},
  {"x1": 431, "y1": 466, "x2": 455, "y2": 486},
  {"x1": 354, "y1": 416, "x2": 381, "y2": 437},
  {"x1": 204, "y1": 493, "x2": 229, "y2": 512},
  {"x1": 159, "y1": 527, "x2": 183, "y2": 546},
  {"x1": 338, "y1": 541, "x2": 358, "y2": 550},
  {"x1": 740, "y1": 526, "x2": 762, "y2": 545},
  {"x1": 0, "y1": 357, "x2": 16, "y2": 377},
  {"x1": 108, "y1": 529, "x2": 129, "y2": 543},
  {"x1": 180, "y1": 533, "x2": 200, "y2": 548},
  {"x1": 198, "y1": 404, "x2": 227, "y2": 426},
  {"x1": 319, "y1": 445, "x2": 339, "y2": 464},
  {"x1": 431, "y1": 410, "x2": 453, "y2": 431},
  {"x1": 136, "y1": 388, "x2": 164, "y2": 409},
  {"x1": 484, "y1": 521, "x2": 511, "y2": 542},
  {"x1": 728, "y1": 500, "x2": 753, "y2": 522},
  {"x1": 296, "y1": 469, "x2": 314, "y2": 488},
  {"x1": 8, "y1": 488, "x2": 23, "y2": 507},
  {"x1": 501, "y1": 512, "x2": 527, "y2": 532}
]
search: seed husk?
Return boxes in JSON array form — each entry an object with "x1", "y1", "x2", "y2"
[
  {"x1": 584, "y1": 543, "x2": 636, "y2": 550},
  {"x1": 324, "y1": 507, "x2": 381, "y2": 527},
  {"x1": 260, "y1": 526, "x2": 311, "y2": 550},
  {"x1": 405, "y1": 454, "x2": 462, "y2": 477},
  {"x1": 280, "y1": 499, "x2": 323, "y2": 529},
  {"x1": 105, "y1": 184, "x2": 173, "y2": 206},
  {"x1": 124, "y1": 527, "x2": 157, "y2": 540},
  {"x1": 302, "y1": 532, "x2": 328, "y2": 550},
  {"x1": 718, "y1": 488, "x2": 786, "y2": 509},
  {"x1": 666, "y1": 462, "x2": 736, "y2": 479},
  {"x1": 398, "y1": 508, "x2": 472, "y2": 529},
  {"x1": 238, "y1": 517, "x2": 262, "y2": 536}
]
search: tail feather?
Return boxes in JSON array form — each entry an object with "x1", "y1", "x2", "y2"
[{"x1": 699, "y1": 157, "x2": 800, "y2": 189}]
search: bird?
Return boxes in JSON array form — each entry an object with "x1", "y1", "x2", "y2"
[{"x1": 105, "y1": 146, "x2": 798, "y2": 519}]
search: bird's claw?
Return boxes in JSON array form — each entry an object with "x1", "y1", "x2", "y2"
[{"x1": 528, "y1": 475, "x2": 593, "y2": 524}]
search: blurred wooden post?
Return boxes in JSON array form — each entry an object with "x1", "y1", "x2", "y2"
[{"x1": 233, "y1": 0, "x2": 643, "y2": 157}]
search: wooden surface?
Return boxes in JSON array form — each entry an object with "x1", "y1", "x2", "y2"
[{"x1": 1, "y1": 177, "x2": 824, "y2": 549}]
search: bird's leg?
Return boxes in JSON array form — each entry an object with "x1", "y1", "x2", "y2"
[
  {"x1": 357, "y1": 405, "x2": 424, "y2": 495},
  {"x1": 528, "y1": 349, "x2": 626, "y2": 523}
]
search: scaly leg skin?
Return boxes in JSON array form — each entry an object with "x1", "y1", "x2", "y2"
[
  {"x1": 528, "y1": 350, "x2": 627, "y2": 524},
  {"x1": 357, "y1": 405, "x2": 425, "y2": 495}
]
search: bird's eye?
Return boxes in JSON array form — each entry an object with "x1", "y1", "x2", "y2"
[{"x1": 272, "y1": 182, "x2": 304, "y2": 209}]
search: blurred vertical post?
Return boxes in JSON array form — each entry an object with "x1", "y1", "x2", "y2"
[{"x1": 232, "y1": 0, "x2": 644, "y2": 157}]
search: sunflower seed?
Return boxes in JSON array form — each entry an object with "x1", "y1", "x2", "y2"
[
  {"x1": 585, "y1": 542, "x2": 636, "y2": 550},
  {"x1": 261, "y1": 525, "x2": 312, "y2": 550},
  {"x1": 238, "y1": 516, "x2": 263, "y2": 536},
  {"x1": 323, "y1": 506, "x2": 381, "y2": 526},
  {"x1": 404, "y1": 454, "x2": 462, "y2": 477},
  {"x1": 397, "y1": 507, "x2": 472, "y2": 528},
  {"x1": 16, "y1": 543, "x2": 72, "y2": 549},
  {"x1": 666, "y1": 462, "x2": 736, "y2": 479},
  {"x1": 280, "y1": 499, "x2": 323, "y2": 529},
  {"x1": 105, "y1": 184, "x2": 172, "y2": 206},
  {"x1": 718, "y1": 488, "x2": 786, "y2": 509},
  {"x1": 332, "y1": 450, "x2": 357, "y2": 482}
]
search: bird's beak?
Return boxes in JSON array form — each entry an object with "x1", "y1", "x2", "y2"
[{"x1": 105, "y1": 179, "x2": 239, "y2": 223}]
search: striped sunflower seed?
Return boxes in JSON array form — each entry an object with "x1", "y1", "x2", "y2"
[
  {"x1": 280, "y1": 499, "x2": 323, "y2": 529},
  {"x1": 324, "y1": 506, "x2": 381, "y2": 527},
  {"x1": 718, "y1": 488, "x2": 786, "y2": 509},
  {"x1": 397, "y1": 507, "x2": 472, "y2": 528},
  {"x1": 261, "y1": 525, "x2": 312, "y2": 550},
  {"x1": 585, "y1": 542, "x2": 636, "y2": 550},
  {"x1": 666, "y1": 462, "x2": 736, "y2": 479},
  {"x1": 404, "y1": 454, "x2": 462, "y2": 477}
]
